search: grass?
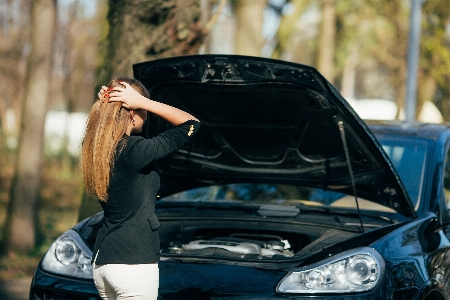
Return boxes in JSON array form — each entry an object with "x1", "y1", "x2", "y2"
[{"x1": 0, "y1": 249, "x2": 44, "y2": 280}]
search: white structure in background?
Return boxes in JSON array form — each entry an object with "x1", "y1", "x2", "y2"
[
  {"x1": 6, "y1": 110, "x2": 87, "y2": 156},
  {"x1": 44, "y1": 111, "x2": 88, "y2": 156},
  {"x1": 5, "y1": 109, "x2": 88, "y2": 156},
  {"x1": 346, "y1": 98, "x2": 444, "y2": 124}
]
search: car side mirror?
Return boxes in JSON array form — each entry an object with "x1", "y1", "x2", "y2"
[{"x1": 418, "y1": 217, "x2": 441, "y2": 252}]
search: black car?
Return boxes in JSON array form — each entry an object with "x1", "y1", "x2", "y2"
[{"x1": 30, "y1": 55, "x2": 450, "y2": 300}]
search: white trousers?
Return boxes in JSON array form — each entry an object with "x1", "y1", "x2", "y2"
[{"x1": 93, "y1": 259, "x2": 159, "y2": 300}]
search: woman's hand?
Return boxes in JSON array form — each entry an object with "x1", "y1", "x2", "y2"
[
  {"x1": 98, "y1": 86, "x2": 109, "y2": 102},
  {"x1": 102, "y1": 80, "x2": 198, "y2": 125},
  {"x1": 108, "y1": 82, "x2": 147, "y2": 109}
]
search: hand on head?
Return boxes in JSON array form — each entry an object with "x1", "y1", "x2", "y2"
[
  {"x1": 99, "y1": 82, "x2": 147, "y2": 110},
  {"x1": 97, "y1": 77, "x2": 197, "y2": 126}
]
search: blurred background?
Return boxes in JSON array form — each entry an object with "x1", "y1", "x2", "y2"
[{"x1": 0, "y1": 0, "x2": 449, "y2": 278}]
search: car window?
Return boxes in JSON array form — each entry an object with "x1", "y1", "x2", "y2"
[
  {"x1": 443, "y1": 147, "x2": 450, "y2": 209},
  {"x1": 379, "y1": 138, "x2": 427, "y2": 210}
]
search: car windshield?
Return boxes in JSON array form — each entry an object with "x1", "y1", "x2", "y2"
[
  {"x1": 161, "y1": 181, "x2": 403, "y2": 214},
  {"x1": 160, "y1": 137, "x2": 427, "y2": 213}
]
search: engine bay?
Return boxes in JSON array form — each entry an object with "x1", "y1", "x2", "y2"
[
  {"x1": 162, "y1": 236, "x2": 295, "y2": 258},
  {"x1": 158, "y1": 221, "x2": 323, "y2": 260}
]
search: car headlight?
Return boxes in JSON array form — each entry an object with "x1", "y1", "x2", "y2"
[
  {"x1": 41, "y1": 229, "x2": 93, "y2": 279},
  {"x1": 277, "y1": 247, "x2": 384, "y2": 294}
]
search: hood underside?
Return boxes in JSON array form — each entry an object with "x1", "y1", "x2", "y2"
[{"x1": 133, "y1": 55, "x2": 416, "y2": 218}]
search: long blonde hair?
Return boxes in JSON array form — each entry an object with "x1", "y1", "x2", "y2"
[{"x1": 81, "y1": 77, "x2": 149, "y2": 201}]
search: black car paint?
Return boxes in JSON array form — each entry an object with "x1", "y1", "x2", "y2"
[
  {"x1": 30, "y1": 209, "x2": 450, "y2": 299},
  {"x1": 29, "y1": 55, "x2": 450, "y2": 300},
  {"x1": 30, "y1": 127, "x2": 450, "y2": 300}
]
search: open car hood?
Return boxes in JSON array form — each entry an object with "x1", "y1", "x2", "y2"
[{"x1": 133, "y1": 55, "x2": 416, "y2": 219}]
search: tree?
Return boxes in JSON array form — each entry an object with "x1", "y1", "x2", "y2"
[
  {"x1": 233, "y1": 0, "x2": 266, "y2": 56},
  {"x1": 369, "y1": 0, "x2": 410, "y2": 118},
  {"x1": 337, "y1": 0, "x2": 450, "y2": 121},
  {"x1": 271, "y1": 0, "x2": 337, "y2": 82},
  {"x1": 96, "y1": 0, "x2": 207, "y2": 85},
  {"x1": 271, "y1": 0, "x2": 311, "y2": 60},
  {"x1": 2, "y1": 0, "x2": 57, "y2": 253},
  {"x1": 0, "y1": 0, "x2": 31, "y2": 138},
  {"x1": 316, "y1": 0, "x2": 336, "y2": 82},
  {"x1": 418, "y1": 0, "x2": 450, "y2": 120},
  {"x1": 265, "y1": 0, "x2": 450, "y2": 121}
]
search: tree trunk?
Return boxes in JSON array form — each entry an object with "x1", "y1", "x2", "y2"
[
  {"x1": 0, "y1": 0, "x2": 31, "y2": 137},
  {"x1": 3, "y1": 0, "x2": 56, "y2": 253},
  {"x1": 198, "y1": 0, "x2": 211, "y2": 54},
  {"x1": 316, "y1": 0, "x2": 336, "y2": 83},
  {"x1": 233, "y1": 0, "x2": 266, "y2": 56},
  {"x1": 271, "y1": 0, "x2": 310, "y2": 60},
  {"x1": 97, "y1": 0, "x2": 205, "y2": 86}
]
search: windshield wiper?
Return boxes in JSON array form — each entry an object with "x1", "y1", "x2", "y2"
[
  {"x1": 157, "y1": 201, "x2": 300, "y2": 217},
  {"x1": 157, "y1": 201, "x2": 260, "y2": 211},
  {"x1": 157, "y1": 200, "x2": 397, "y2": 224}
]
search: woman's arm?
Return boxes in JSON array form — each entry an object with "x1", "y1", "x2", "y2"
[{"x1": 107, "y1": 82, "x2": 199, "y2": 126}]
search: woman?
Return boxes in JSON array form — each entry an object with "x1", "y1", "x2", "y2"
[{"x1": 81, "y1": 76, "x2": 200, "y2": 299}]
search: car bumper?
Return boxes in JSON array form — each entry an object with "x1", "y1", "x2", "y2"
[
  {"x1": 29, "y1": 260, "x2": 416, "y2": 300},
  {"x1": 30, "y1": 263, "x2": 100, "y2": 300}
]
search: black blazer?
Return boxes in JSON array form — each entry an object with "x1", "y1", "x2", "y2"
[{"x1": 92, "y1": 120, "x2": 200, "y2": 265}]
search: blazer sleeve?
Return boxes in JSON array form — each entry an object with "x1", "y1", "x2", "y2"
[{"x1": 123, "y1": 120, "x2": 200, "y2": 170}]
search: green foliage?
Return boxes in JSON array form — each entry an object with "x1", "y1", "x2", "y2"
[
  {"x1": 421, "y1": 0, "x2": 450, "y2": 86},
  {"x1": 274, "y1": 0, "x2": 450, "y2": 120},
  {"x1": 419, "y1": 0, "x2": 450, "y2": 119}
]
